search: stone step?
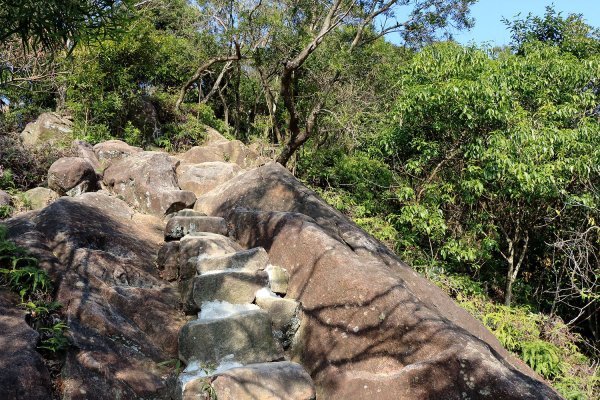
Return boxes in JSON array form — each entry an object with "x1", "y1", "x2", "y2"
[
  {"x1": 187, "y1": 247, "x2": 268, "y2": 275},
  {"x1": 192, "y1": 270, "x2": 269, "y2": 306},
  {"x1": 165, "y1": 209, "x2": 207, "y2": 221},
  {"x1": 178, "y1": 361, "x2": 316, "y2": 400},
  {"x1": 255, "y1": 289, "x2": 299, "y2": 331},
  {"x1": 178, "y1": 233, "x2": 245, "y2": 313},
  {"x1": 178, "y1": 308, "x2": 282, "y2": 365},
  {"x1": 165, "y1": 216, "x2": 228, "y2": 240}
]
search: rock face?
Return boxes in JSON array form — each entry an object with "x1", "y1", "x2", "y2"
[
  {"x1": 72, "y1": 140, "x2": 102, "y2": 174},
  {"x1": 20, "y1": 112, "x2": 73, "y2": 147},
  {"x1": 24, "y1": 187, "x2": 59, "y2": 210},
  {"x1": 209, "y1": 362, "x2": 316, "y2": 400},
  {"x1": 179, "y1": 140, "x2": 265, "y2": 169},
  {"x1": 93, "y1": 139, "x2": 142, "y2": 170},
  {"x1": 194, "y1": 162, "x2": 563, "y2": 400},
  {"x1": 48, "y1": 157, "x2": 97, "y2": 196},
  {"x1": 177, "y1": 162, "x2": 241, "y2": 197},
  {"x1": 165, "y1": 215, "x2": 228, "y2": 240},
  {"x1": 0, "y1": 290, "x2": 52, "y2": 400},
  {"x1": 0, "y1": 189, "x2": 11, "y2": 208},
  {"x1": 103, "y1": 151, "x2": 196, "y2": 216},
  {"x1": 5, "y1": 193, "x2": 186, "y2": 399}
]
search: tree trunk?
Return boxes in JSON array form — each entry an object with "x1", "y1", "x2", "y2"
[{"x1": 503, "y1": 231, "x2": 529, "y2": 306}]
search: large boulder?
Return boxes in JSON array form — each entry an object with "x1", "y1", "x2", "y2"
[
  {"x1": 72, "y1": 140, "x2": 102, "y2": 174},
  {"x1": 24, "y1": 187, "x2": 59, "y2": 210},
  {"x1": 103, "y1": 151, "x2": 196, "y2": 216},
  {"x1": 4, "y1": 193, "x2": 186, "y2": 399},
  {"x1": 20, "y1": 112, "x2": 73, "y2": 147},
  {"x1": 194, "y1": 162, "x2": 562, "y2": 400},
  {"x1": 0, "y1": 290, "x2": 52, "y2": 400},
  {"x1": 93, "y1": 140, "x2": 143, "y2": 170},
  {"x1": 48, "y1": 157, "x2": 97, "y2": 196},
  {"x1": 179, "y1": 140, "x2": 266, "y2": 169},
  {"x1": 177, "y1": 162, "x2": 241, "y2": 197}
]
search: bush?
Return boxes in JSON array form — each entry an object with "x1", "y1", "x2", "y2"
[{"x1": 0, "y1": 133, "x2": 72, "y2": 191}]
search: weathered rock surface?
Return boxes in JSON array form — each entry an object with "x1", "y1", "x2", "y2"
[
  {"x1": 24, "y1": 187, "x2": 59, "y2": 210},
  {"x1": 179, "y1": 140, "x2": 265, "y2": 169},
  {"x1": 103, "y1": 151, "x2": 196, "y2": 216},
  {"x1": 192, "y1": 270, "x2": 269, "y2": 305},
  {"x1": 191, "y1": 247, "x2": 268, "y2": 274},
  {"x1": 0, "y1": 189, "x2": 11, "y2": 208},
  {"x1": 20, "y1": 112, "x2": 73, "y2": 147},
  {"x1": 266, "y1": 264, "x2": 289, "y2": 294},
  {"x1": 208, "y1": 362, "x2": 316, "y2": 400},
  {"x1": 5, "y1": 193, "x2": 186, "y2": 399},
  {"x1": 72, "y1": 140, "x2": 102, "y2": 174},
  {"x1": 194, "y1": 162, "x2": 562, "y2": 400},
  {"x1": 178, "y1": 310, "x2": 282, "y2": 365},
  {"x1": 256, "y1": 295, "x2": 299, "y2": 331},
  {"x1": 165, "y1": 215, "x2": 227, "y2": 240},
  {"x1": 0, "y1": 290, "x2": 52, "y2": 400},
  {"x1": 93, "y1": 139, "x2": 142, "y2": 169},
  {"x1": 48, "y1": 157, "x2": 97, "y2": 196},
  {"x1": 157, "y1": 241, "x2": 180, "y2": 281},
  {"x1": 177, "y1": 161, "x2": 241, "y2": 196}
]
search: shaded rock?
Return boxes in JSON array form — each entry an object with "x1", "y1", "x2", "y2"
[
  {"x1": 103, "y1": 151, "x2": 196, "y2": 216},
  {"x1": 24, "y1": 187, "x2": 59, "y2": 210},
  {"x1": 0, "y1": 189, "x2": 11, "y2": 207},
  {"x1": 266, "y1": 264, "x2": 289, "y2": 294},
  {"x1": 255, "y1": 295, "x2": 299, "y2": 331},
  {"x1": 157, "y1": 241, "x2": 180, "y2": 281},
  {"x1": 72, "y1": 140, "x2": 102, "y2": 174},
  {"x1": 48, "y1": 157, "x2": 97, "y2": 196},
  {"x1": 192, "y1": 247, "x2": 268, "y2": 274},
  {"x1": 177, "y1": 162, "x2": 241, "y2": 196},
  {"x1": 4, "y1": 194, "x2": 186, "y2": 399},
  {"x1": 178, "y1": 310, "x2": 282, "y2": 365},
  {"x1": 93, "y1": 140, "x2": 142, "y2": 170},
  {"x1": 0, "y1": 290, "x2": 52, "y2": 400},
  {"x1": 20, "y1": 112, "x2": 73, "y2": 147},
  {"x1": 165, "y1": 216, "x2": 227, "y2": 240},
  {"x1": 179, "y1": 140, "x2": 265, "y2": 169},
  {"x1": 192, "y1": 270, "x2": 269, "y2": 305}
]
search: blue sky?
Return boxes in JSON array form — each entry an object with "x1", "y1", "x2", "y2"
[{"x1": 453, "y1": 1, "x2": 600, "y2": 46}]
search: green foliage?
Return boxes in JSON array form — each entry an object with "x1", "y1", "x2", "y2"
[
  {"x1": 0, "y1": 133, "x2": 71, "y2": 190},
  {"x1": 0, "y1": 0, "x2": 134, "y2": 51},
  {"x1": 432, "y1": 274, "x2": 598, "y2": 399},
  {"x1": 504, "y1": 6, "x2": 600, "y2": 58},
  {"x1": 0, "y1": 224, "x2": 69, "y2": 354},
  {"x1": 38, "y1": 322, "x2": 69, "y2": 353},
  {"x1": 0, "y1": 225, "x2": 50, "y2": 300}
]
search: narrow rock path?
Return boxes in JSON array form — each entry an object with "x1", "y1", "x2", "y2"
[{"x1": 157, "y1": 211, "x2": 316, "y2": 399}]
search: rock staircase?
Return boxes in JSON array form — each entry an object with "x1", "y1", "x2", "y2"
[{"x1": 157, "y1": 210, "x2": 316, "y2": 400}]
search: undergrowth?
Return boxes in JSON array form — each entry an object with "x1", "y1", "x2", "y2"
[{"x1": 0, "y1": 224, "x2": 69, "y2": 354}]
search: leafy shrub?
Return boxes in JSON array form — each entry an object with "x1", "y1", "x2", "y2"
[
  {"x1": 0, "y1": 133, "x2": 72, "y2": 190},
  {"x1": 433, "y1": 273, "x2": 599, "y2": 399},
  {"x1": 0, "y1": 224, "x2": 69, "y2": 354}
]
